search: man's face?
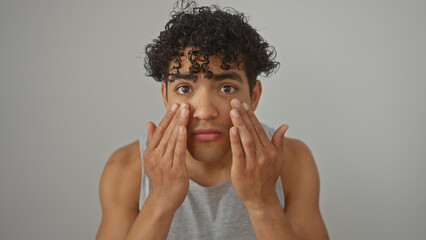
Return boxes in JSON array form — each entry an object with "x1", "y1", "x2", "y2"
[{"x1": 161, "y1": 52, "x2": 261, "y2": 162}]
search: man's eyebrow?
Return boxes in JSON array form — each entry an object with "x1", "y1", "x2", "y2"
[
  {"x1": 212, "y1": 72, "x2": 243, "y2": 83},
  {"x1": 173, "y1": 71, "x2": 243, "y2": 83},
  {"x1": 174, "y1": 73, "x2": 193, "y2": 80}
]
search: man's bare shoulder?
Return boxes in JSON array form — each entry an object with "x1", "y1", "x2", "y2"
[
  {"x1": 281, "y1": 137, "x2": 320, "y2": 202},
  {"x1": 283, "y1": 137, "x2": 313, "y2": 159},
  {"x1": 106, "y1": 140, "x2": 142, "y2": 171},
  {"x1": 99, "y1": 140, "x2": 142, "y2": 211}
]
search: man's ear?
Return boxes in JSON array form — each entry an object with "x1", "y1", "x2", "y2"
[
  {"x1": 250, "y1": 80, "x2": 262, "y2": 111},
  {"x1": 161, "y1": 81, "x2": 169, "y2": 109}
]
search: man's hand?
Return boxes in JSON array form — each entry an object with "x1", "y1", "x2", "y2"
[
  {"x1": 143, "y1": 103, "x2": 190, "y2": 212},
  {"x1": 229, "y1": 98, "x2": 289, "y2": 210}
]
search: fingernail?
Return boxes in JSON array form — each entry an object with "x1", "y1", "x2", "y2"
[
  {"x1": 242, "y1": 102, "x2": 249, "y2": 111},
  {"x1": 232, "y1": 99, "x2": 241, "y2": 108},
  {"x1": 181, "y1": 103, "x2": 187, "y2": 108},
  {"x1": 231, "y1": 127, "x2": 238, "y2": 136},
  {"x1": 171, "y1": 104, "x2": 178, "y2": 112},
  {"x1": 181, "y1": 108, "x2": 186, "y2": 117},
  {"x1": 231, "y1": 109, "x2": 239, "y2": 118}
]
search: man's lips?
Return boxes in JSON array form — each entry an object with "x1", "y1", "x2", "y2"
[{"x1": 191, "y1": 128, "x2": 222, "y2": 141}]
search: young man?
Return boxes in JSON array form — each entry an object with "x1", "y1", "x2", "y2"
[{"x1": 97, "y1": 1, "x2": 329, "y2": 239}]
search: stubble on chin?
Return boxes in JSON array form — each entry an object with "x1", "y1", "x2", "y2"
[{"x1": 187, "y1": 138, "x2": 231, "y2": 162}]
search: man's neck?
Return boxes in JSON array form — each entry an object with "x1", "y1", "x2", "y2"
[{"x1": 185, "y1": 150, "x2": 232, "y2": 187}]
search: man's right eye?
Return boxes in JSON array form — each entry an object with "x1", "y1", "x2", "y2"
[{"x1": 176, "y1": 85, "x2": 192, "y2": 94}]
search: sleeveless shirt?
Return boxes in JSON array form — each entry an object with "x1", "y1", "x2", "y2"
[{"x1": 138, "y1": 123, "x2": 285, "y2": 239}]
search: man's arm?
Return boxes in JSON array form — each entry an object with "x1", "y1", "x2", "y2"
[
  {"x1": 281, "y1": 138, "x2": 329, "y2": 240},
  {"x1": 96, "y1": 103, "x2": 190, "y2": 240},
  {"x1": 96, "y1": 149, "x2": 179, "y2": 240},
  {"x1": 96, "y1": 147, "x2": 141, "y2": 240}
]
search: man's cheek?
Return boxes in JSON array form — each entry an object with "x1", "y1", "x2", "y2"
[{"x1": 222, "y1": 114, "x2": 234, "y2": 134}]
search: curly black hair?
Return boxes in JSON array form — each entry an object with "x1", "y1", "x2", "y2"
[{"x1": 144, "y1": 0, "x2": 279, "y2": 94}]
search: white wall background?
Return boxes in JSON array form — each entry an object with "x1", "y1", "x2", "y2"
[{"x1": 1, "y1": 0, "x2": 425, "y2": 239}]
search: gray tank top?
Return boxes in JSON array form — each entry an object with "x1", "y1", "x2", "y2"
[{"x1": 138, "y1": 123, "x2": 285, "y2": 240}]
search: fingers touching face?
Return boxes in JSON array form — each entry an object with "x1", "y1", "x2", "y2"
[
  {"x1": 230, "y1": 98, "x2": 270, "y2": 143},
  {"x1": 147, "y1": 103, "x2": 189, "y2": 151}
]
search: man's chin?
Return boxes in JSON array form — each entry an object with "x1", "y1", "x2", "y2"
[{"x1": 187, "y1": 142, "x2": 231, "y2": 163}]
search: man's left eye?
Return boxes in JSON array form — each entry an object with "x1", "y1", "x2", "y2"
[{"x1": 220, "y1": 85, "x2": 236, "y2": 93}]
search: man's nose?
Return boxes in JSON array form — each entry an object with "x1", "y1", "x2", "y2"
[{"x1": 190, "y1": 90, "x2": 219, "y2": 120}]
